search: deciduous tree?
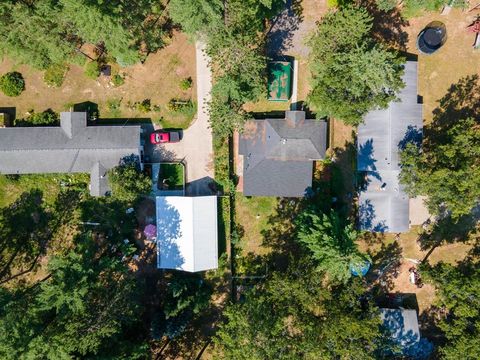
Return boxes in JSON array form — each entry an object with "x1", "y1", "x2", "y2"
[{"x1": 307, "y1": 6, "x2": 404, "y2": 125}]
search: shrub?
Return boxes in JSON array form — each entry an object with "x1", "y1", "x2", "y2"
[
  {"x1": 376, "y1": 0, "x2": 397, "y2": 11},
  {"x1": 44, "y1": 63, "x2": 69, "y2": 87},
  {"x1": 0, "y1": 72, "x2": 25, "y2": 97},
  {"x1": 111, "y1": 74, "x2": 125, "y2": 87},
  {"x1": 135, "y1": 99, "x2": 151, "y2": 113},
  {"x1": 84, "y1": 61, "x2": 100, "y2": 80},
  {"x1": 179, "y1": 77, "x2": 193, "y2": 90},
  {"x1": 107, "y1": 98, "x2": 122, "y2": 117},
  {"x1": 16, "y1": 109, "x2": 59, "y2": 126}
]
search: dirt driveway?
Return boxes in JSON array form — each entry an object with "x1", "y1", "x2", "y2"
[{"x1": 145, "y1": 42, "x2": 214, "y2": 196}]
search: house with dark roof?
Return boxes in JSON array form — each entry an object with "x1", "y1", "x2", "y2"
[
  {"x1": 0, "y1": 112, "x2": 143, "y2": 196},
  {"x1": 357, "y1": 61, "x2": 423, "y2": 232},
  {"x1": 237, "y1": 110, "x2": 327, "y2": 197}
]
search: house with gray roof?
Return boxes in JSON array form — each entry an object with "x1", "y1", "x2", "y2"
[
  {"x1": 357, "y1": 61, "x2": 423, "y2": 232},
  {"x1": 238, "y1": 110, "x2": 327, "y2": 197},
  {"x1": 0, "y1": 112, "x2": 143, "y2": 196}
]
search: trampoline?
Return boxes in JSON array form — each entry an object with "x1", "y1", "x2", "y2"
[
  {"x1": 350, "y1": 260, "x2": 371, "y2": 277},
  {"x1": 417, "y1": 21, "x2": 447, "y2": 55}
]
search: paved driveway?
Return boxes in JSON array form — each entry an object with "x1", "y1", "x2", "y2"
[{"x1": 145, "y1": 42, "x2": 214, "y2": 196}]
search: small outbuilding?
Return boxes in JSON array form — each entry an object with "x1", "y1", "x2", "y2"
[
  {"x1": 155, "y1": 196, "x2": 218, "y2": 272},
  {"x1": 380, "y1": 308, "x2": 434, "y2": 359}
]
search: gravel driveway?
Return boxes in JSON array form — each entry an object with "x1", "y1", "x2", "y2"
[{"x1": 145, "y1": 42, "x2": 214, "y2": 196}]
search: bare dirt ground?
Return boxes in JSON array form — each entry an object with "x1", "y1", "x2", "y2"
[{"x1": 0, "y1": 31, "x2": 196, "y2": 127}]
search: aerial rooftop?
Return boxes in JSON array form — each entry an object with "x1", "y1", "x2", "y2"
[
  {"x1": 0, "y1": 112, "x2": 143, "y2": 196},
  {"x1": 238, "y1": 110, "x2": 327, "y2": 197}
]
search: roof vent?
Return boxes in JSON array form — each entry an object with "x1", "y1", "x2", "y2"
[{"x1": 281, "y1": 138, "x2": 287, "y2": 144}]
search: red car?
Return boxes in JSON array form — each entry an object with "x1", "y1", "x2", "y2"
[{"x1": 150, "y1": 130, "x2": 181, "y2": 144}]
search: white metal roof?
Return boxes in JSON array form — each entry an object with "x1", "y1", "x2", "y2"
[
  {"x1": 156, "y1": 196, "x2": 218, "y2": 272},
  {"x1": 357, "y1": 61, "x2": 423, "y2": 233}
]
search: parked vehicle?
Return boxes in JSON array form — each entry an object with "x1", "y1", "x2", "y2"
[{"x1": 150, "y1": 130, "x2": 181, "y2": 144}]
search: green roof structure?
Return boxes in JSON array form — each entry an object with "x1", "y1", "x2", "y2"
[{"x1": 268, "y1": 61, "x2": 292, "y2": 102}]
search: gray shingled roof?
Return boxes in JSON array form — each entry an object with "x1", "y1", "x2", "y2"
[
  {"x1": 0, "y1": 112, "x2": 141, "y2": 197},
  {"x1": 239, "y1": 111, "x2": 327, "y2": 197},
  {"x1": 357, "y1": 61, "x2": 423, "y2": 232}
]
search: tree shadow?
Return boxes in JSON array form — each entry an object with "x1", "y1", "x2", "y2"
[
  {"x1": 266, "y1": 0, "x2": 304, "y2": 57},
  {"x1": 261, "y1": 198, "x2": 306, "y2": 267},
  {"x1": 428, "y1": 74, "x2": 480, "y2": 138},
  {"x1": 368, "y1": 240, "x2": 403, "y2": 292},
  {"x1": 0, "y1": 190, "x2": 49, "y2": 284},
  {"x1": 362, "y1": 0, "x2": 409, "y2": 50}
]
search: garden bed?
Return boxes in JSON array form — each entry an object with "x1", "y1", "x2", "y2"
[{"x1": 159, "y1": 163, "x2": 185, "y2": 191}]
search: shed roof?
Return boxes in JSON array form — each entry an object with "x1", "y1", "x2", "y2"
[
  {"x1": 380, "y1": 308, "x2": 420, "y2": 347},
  {"x1": 156, "y1": 196, "x2": 218, "y2": 272},
  {"x1": 357, "y1": 61, "x2": 422, "y2": 232}
]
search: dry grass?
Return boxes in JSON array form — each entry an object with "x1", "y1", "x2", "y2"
[
  {"x1": 0, "y1": 32, "x2": 196, "y2": 128},
  {"x1": 404, "y1": 9, "x2": 480, "y2": 123}
]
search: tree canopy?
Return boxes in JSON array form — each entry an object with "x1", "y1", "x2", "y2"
[
  {"x1": 421, "y1": 260, "x2": 480, "y2": 359},
  {"x1": 214, "y1": 267, "x2": 388, "y2": 359},
  {"x1": 307, "y1": 6, "x2": 404, "y2": 125},
  {"x1": 297, "y1": 209, "x2": 370, "y2": 284},
  {"x1": 108, "y1": 157, "x2": 152, "y2": 204},
  {"x1": 399, "y1": 75, "x2": 480, "y2": 218},
  {"x1": 0, "y1": 234, "x2": 145, "y2": 359},
  {"x1": 0, "y1": 0, "x2": 167, "y2": 69}
]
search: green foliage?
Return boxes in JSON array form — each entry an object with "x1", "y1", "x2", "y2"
[
  {"x1": 376, "y1": 0, "x2": 397, "y2": 11},
  {"x1": 402, "y1": 0, "x2": 445, "y2": 17},
  {"x1": 16, "y1": 109, "x2": 59, "y2": 126},
  {"x1": 179, "y1": 77, "x2": 193, "y2": 90},
  {"x1": 421, "y1": 261, "x2": 480, "y2": 359},
  {"x1": 43, "y1": 63, "x2": 69, "y2": 87},
  {"x1": 400, "y1": 117, "x2": 480, "y2": 218},
  {"x1": 108, "y1": 159, "x2": 151, "y2": 203},
  {"x1": 0, "y1": 72, "x2": 25, "y2": 97},
  {"x1": 107, "y1": 98, "x2": 122, "y2": 117},
  {"x1": 169, "y1": 0, "x2": 223, "y2": 36},
  {"x1": 163, "y1": 275, "x2": 211, "y2": 319},
  {"x1": 0, "y1": 1, "x2": 166, "y2": 69},
  {"x1": 112, "y1": 73, "x2": 125, "y2": 87},
  {"x1": 297, "y1": 209, "x2": 369, "y2": 283},
  {"x1": 0, "y1": 190, "x2": 49, "y2": 283},
  {"x1": 307, "y1": 6, "x2": 404, "y2": 125},
  {"x1": 84, "y1": 60, "x2": 101, "y2": 80},
  {"x1": 135, "y1": 99, "x2": 151, "y2": 113},
  {"x1": 214, "y1": 267, "x2": 387, "y2": 359},
  {"x1": 0, "y1": 235, "x2": 143, "y2": 359}
]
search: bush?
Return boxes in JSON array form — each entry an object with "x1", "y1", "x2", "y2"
[
  {"x1": 84, "y1": 61, "x2": 100, "y2": 80},
  {"x1": 44, "y1": 63, "x2": 69, "y2": 87},
  {"x1": 135, "y1": 99, "x2": 151, "y2": 113},
  {"x1": 107, "y1": 98, "x2": 122, "y2": 117},
  {"x1": 16, "y1": 109, "x2": 59, "y2": 126},
  {"x1": 0, "y1": 72, "x2": 25, "y2": 97},
  {"x1": 111, "y1": 74, "x2": 125, "y2": 87},
  {"x1": 376, "y1": 0, "x2": 397, "y2": 11},
  {"x1": 179, "y1": 77, "x2": 193, "y2": 90}
]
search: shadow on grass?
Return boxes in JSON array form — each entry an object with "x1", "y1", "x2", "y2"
[{"x1": 361, "y1": 0, "x2": 410, "y2": 50}]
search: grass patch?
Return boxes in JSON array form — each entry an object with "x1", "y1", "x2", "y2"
[
  {"x1": 159, "y1": 163, "x2": 184, "y2": 190},
  {"x1": 235, "y1": 194, "x2": 277, "y2": 255},
  {"x1": 0, "y1": 173, "x2": 89, "y2": 208}
]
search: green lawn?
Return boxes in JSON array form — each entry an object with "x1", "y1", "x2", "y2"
[
  {"x1": 160, "y1": 163, "x2": 184, "y2": 190},
  {"x1": 0, "y1": 173, "x2": 89, "y2": 208},
  {"x1": 235, "y1": 194, "x2": 278, "y2": 255}
]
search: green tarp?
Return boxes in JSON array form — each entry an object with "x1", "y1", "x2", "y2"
[{"x1": 268, "y1": 61, "x2": 292, "y2": 102}]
